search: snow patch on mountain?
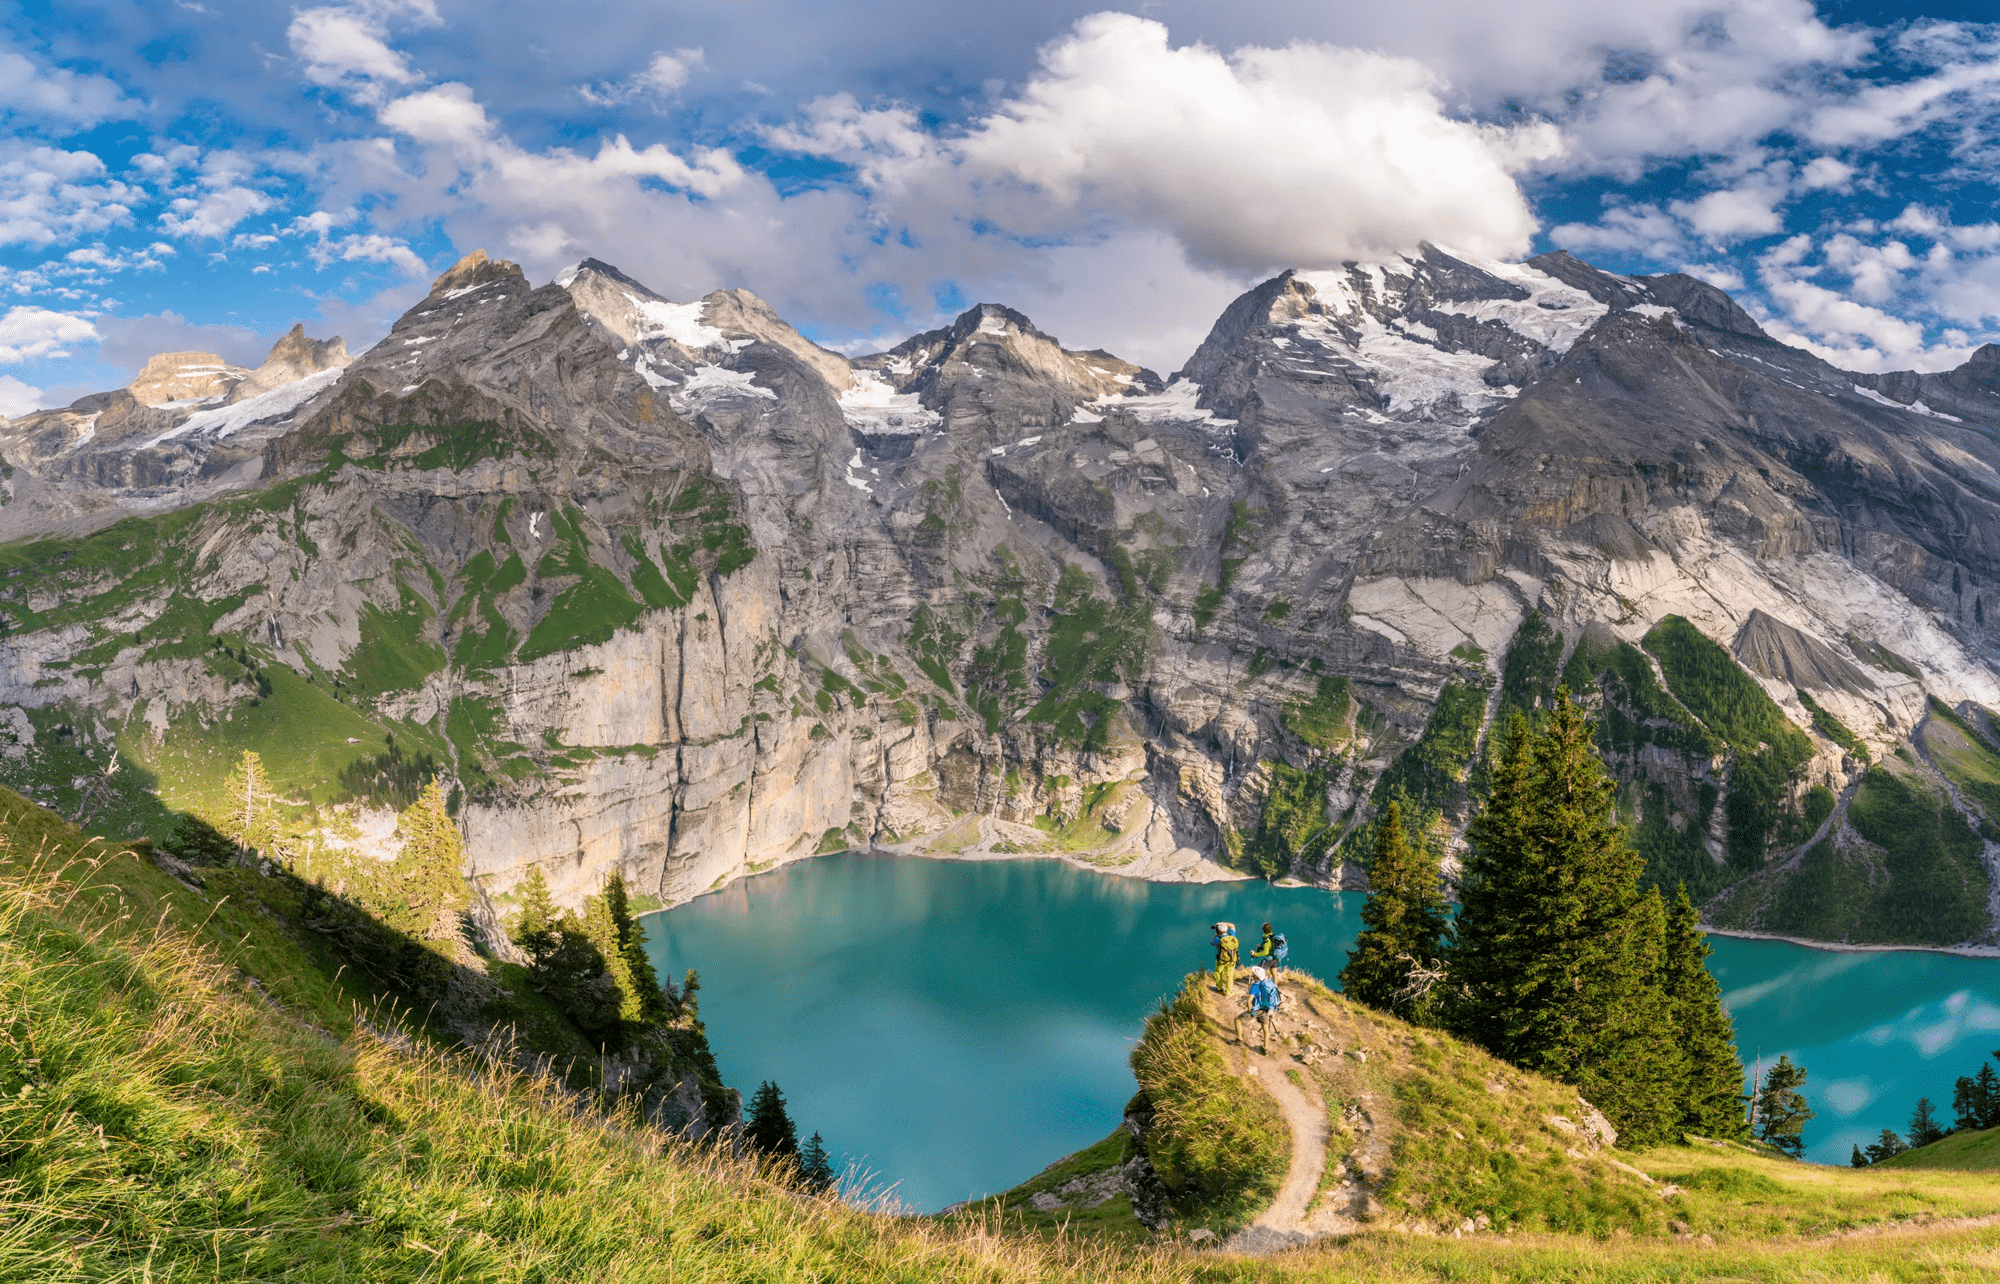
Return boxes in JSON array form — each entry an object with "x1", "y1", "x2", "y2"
[
  {"x1": 144, "y1": 366, "x2": 343, "y2": 448},
  {"x1": 1090, "y1": 378, "x2": 1236, "y2": 428},
  {"x1": 633, "y1": 297, "x2": 725, "y2": 349},
  {"x1": 1435, "y1": 261, "x2": 1609, "y2": 353},
  {"x1": 839, "y1": 371, "x2": 940, "y2": 434}
]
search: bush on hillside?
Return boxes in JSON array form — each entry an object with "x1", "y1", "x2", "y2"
[{"x1": 1128, "y1": 974, "x2": 1285, "y2": 1229}]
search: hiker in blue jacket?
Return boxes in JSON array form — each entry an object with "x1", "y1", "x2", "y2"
[{"x1": 1235, "y1": 966, "x2": 1282, "y2": 1053}]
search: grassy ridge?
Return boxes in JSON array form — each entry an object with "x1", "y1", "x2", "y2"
[{"x1": 11, "y1": 788, "x2": 2000, "y2": 1279}]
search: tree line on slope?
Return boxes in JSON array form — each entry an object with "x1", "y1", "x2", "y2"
[
  {"x1": 1849, "y1": 1050, "x2": 2000, "y2": 1167},
  {"x1": 1340, "y1": 693, "x2": 1805, "y2": 1152}
]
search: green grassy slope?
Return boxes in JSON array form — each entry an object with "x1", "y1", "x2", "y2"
[
  {"x1": 12, "y1": 789, "x2": 2000, "y2": 1281},
  {"x1": 1880, "y1": 1126, "x2": 2000, "y2": 1171}
]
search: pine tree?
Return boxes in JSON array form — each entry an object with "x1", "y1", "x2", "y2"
[
  {"x1": 1977, "y1": 1063, "x2": 2000, "y2": 1130},
  {"x1": 1752, "y1": 1055, "x2": 1815, "y2": 1157},
  {"x1": 1445, "y1": 711, "x2": 1533, "y2": 1050},
  {"x1": 1953, "y1": 1074, "x2": 1981, "y2": 1131},
  {"x1": 382, "y1": 779, "x2": 468, "y2": 944},
  {"x1": 798, "y1": 1131, "x2": 836, "y2": 1194},
  {"x1": 1664, "y1": 884, "x2": 1750, "y2": 1140},
  {"x1": 219, "y1": 750, "x2": 283, "y2": 861},
  {"x1": 1910, "y1": 1097, "x2": 1946, "y2": 1148},
  {"x1": 745, "y1": 1080, "x2": 799, "y2": 1162},
  {"x1": 1864, "y1": 1128, "x2": 1908, "y2": 1164},
  {"x1": 581, "y1": 890, "x2": 639, "y2": 1020},
  {"x1": 603, "y1": 872, "x2": 670, "y2": 1023},
  {"x1": 511, "y1": 865, "x2": 559, "y2": 962},
  {"x1": 1339, "y1": 799, "x2": 1449, "y2": 1021},
  {"x1": 1445, "y1": 692, "x2": 1684, "y2": 1146},
  {"x1": 1850, "y1": 1144, "x2": 1867, "y2": 1168}
]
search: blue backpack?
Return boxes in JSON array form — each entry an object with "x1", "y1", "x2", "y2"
[{"x1": 1273, "y1": 933, "x2": 1288, "y2": 963}]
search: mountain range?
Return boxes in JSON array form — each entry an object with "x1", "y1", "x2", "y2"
[{"x1": 3, "y1": 242, "x2": 1998, "y2": 947}]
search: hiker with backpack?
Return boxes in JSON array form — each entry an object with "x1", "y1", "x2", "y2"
[
  {"x1": 1235, "y1": 966, "x2": 1282, "y2": 1053},
  {"x1": 1248, "y1": 922, "x2": 1288, "y2": 977},
  {"x1": 1211, "y1": 921, "x2": 1240, "y2": 994}
]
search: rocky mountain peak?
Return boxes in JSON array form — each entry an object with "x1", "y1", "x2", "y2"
[
  {"x1": 228, "y1": 324, "x2": 350, "y2": 405},
  {"x1": 128, "y1": 351, "x2": 247, "y2": 407},
  {"x1": 425, "y1": 248, "x2": 525, "y2": 302}
]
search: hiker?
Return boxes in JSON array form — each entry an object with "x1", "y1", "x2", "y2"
[
  {"x1": 1235, "y1": 966, "x2": 1282, "y2": 1053},
  {"x1": 1248, "y1": 922, "x2": 1288, "y2": 977},
  {"x1": 1211, "y1": 921, "x2": 1240, "y2": 993}
]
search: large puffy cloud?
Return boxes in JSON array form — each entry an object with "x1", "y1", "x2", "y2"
[
  {"x1": 289, "y1": 1, "x2": 437, "y2": 105},
  {"x1": 946, "y1": 14, "x2": 1560, "y2": 270},
  {"x1": 0, "y1": 48, "x2": 137, "y2": 125},
  {"x1": 0, "y1": 374, "x2": 44, "y2": 417},
  {"x1": 0, "y1": 146, "x2": 138, "y2": 249},
  {"x1": 0, "y1": 305, "x2": 97, "y2": 364}
]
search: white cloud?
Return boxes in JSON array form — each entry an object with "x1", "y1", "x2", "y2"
[
  {"x1": 1551, "y1": 202, "x2": 1685, "y2": 259},
  {"x1": 288, "y1": 1, "x2": 438, "y2": 105},
  {"x1": 1671, "y1": 178, "x2": 1787, "y2": 242},
  {"x1": 0, "y1": 48, "x2": 137, "y2": 125},
  {"x1": 0, "y1": 374, "x2": 43, "y2": 416},
  {"x1": 579, "y1": 49, "x2": 705, "y2": 107},
  {"x1": 161, "y1": 184, "x2": 274, "y2": 239},
  {"x1": 311, "y1": 232, "x2": 428, "y2": 276},
  {"x1": 0, "y1": 146, "x2": 138, "y2": 248},
  {"x1": 1799, "y1": 156, "x2": 1856, "y2": 190},
  {"x1": 779, "y1": 15, "x2": 1560, "y2": 274},
  {"x1": 0, "y1": 305, "x2": 97, "y2": 363}
]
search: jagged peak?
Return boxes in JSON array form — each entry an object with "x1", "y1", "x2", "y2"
[
  {"x1": 127, "y1": 350, "x2": 246, "y2": 407},
  {"x1": 427, "y1": 248, "x2": 524, "y2": 299}
]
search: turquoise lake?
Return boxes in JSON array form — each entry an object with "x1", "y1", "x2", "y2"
[{"x1": 641, "y1": 852, "x2": 2000, "y2": 1211}]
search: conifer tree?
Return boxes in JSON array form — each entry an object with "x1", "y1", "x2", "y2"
[
  {"x1": 1339, "y1": 799, "x2": 1449, "y2": 1022},
  {"x1": 511, "y1": 865, "x2": 559, "y2": 962},
  {"x1": 1752, "y1": 1055, "x2": 1815, "y2": 1157},
  {"x1": 1910, "y1": 1097, "x2": 1946, "y2": 1148},
  {"x1": 582, "y1": 890, "x2": 640, "y2": 1021},
  {"x1": 1850, "y1": 1144, "x2": 1867, "y2": 1168},
  {"x1": 1864, "y1": 1128, "x2": 1907, "y2": 1164},
  {"x1": 1664, "y1": 884, "x2": 1750, "y2": 1140},
  {"x1": 602, "y1": 873, "x2": 670, "y2": 1023},
  {"x1": 745, "y1": 1080, "x2": 799, "y2": 1161},
  {"x1": 1445, "y1": 692, "x2": 1683, "y2": 1146},
  {"x1": 799, "y1": 1131, "x2": 836, "y2": 1194},
  {"x1": 383, "y1": 779, "x2": 469, "y2": 944},
  {"x1": 1977, "y1": 1063, "x2": 2000, "y2": 1130},
  {"x1": 1446, "y1": 711, "x2": 1532, "y2": 1050},
  {"x1": 219, "y1": 750, "x2": 283, "y2": 861}
]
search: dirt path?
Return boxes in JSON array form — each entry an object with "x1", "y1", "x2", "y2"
[{"x1": 1212, "y1": 989, "x2": 1344, "y2": 1254}]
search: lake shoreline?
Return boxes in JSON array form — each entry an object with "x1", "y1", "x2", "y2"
[{"x1": 1702, "y1": 925, "x2": 2000, "y2": 959}]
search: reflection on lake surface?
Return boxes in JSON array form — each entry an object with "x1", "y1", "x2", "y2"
[{"x1": 643, "y1": 852, "x2": 2000, "y2": 1209}]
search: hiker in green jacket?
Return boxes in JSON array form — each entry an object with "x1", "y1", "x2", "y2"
[
  {"x1": 1211, "y1": 921, "x2": 1240, "y2": 993},
  {"x1": 1249, "y1": 922, "x2": 1277, "y2": 973}
]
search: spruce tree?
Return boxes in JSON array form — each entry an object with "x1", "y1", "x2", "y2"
[
  {"x1": 1445, "y1": 692, "x2": 1683, "y2": 1146},
  {"x1": 604, "y1": 872, "x2": 670, "y2": 1023},
  {"x1": 1977, "y1": 1062, "x2": 2000, "y2": 1129},
  {"x1": 1752, "y1": 1055, "x2": 1815, "y2": 1157},
  {"x1": 1339, "y1": 799, "x2": 1449, "y2": 1022},
  {"x1": 383, "y1": 779, "x2": 469, "y2": 944},
  {"x1": 1850, "y1": 1144, "x2": 1867, "y2": 1168},
  {"x1": 1864, "y1": 1128, "x2": 1907, "y2": 1164},
  {"x1": 1664, "y1": 884, "x2": 1750, "y2": 1139},
  {"x1": 745, "y1": 1080, "x2": 799, "y2": 1161},
  {"x1": 511, "y1": 865, "x2": 559, "y2": 962},
  {"x1": 1909, "y1": 1097, "x2": 1946, "y2": 1148},
  {"x1": 799, "y1": 1131, "x2": 836, "y2": 1194},
  {"x1": 1446, "y1": 711, "x2": 1532, "y2": 1050},
  {"x1": 582, "y1": 890, "x2": 640, "y2": 1021}
]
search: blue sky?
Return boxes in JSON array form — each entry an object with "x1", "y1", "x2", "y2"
[{"x1": 3, "y1": 0, "x2": 2000, "y2": 412}]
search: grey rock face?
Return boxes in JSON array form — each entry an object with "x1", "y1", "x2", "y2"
[{"x1": 4, "y1": 244, "x2": 2000, "y2": 946}]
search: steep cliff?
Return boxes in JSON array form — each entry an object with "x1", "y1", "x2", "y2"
[{"x1": 2, "y1": 244, "x2": 2000, "y2": 946}]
